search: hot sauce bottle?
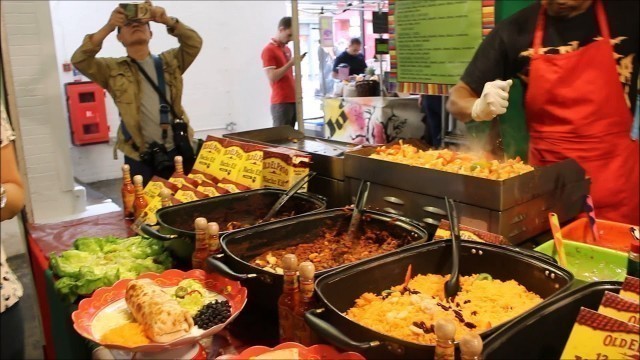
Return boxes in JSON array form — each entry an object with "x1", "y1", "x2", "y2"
[
  {"x1": 293, "y1": 261, "x2": 319, "y2": 346},
  {"x1": 132, "y1": 175, "x2": 148, "y2": 219},
  {"x1": 173, "y1": 155, "x2": 185, "y2": 176},
  {"x1": 121, "y1": 164, "x2": 135, "y2": 220},
  {"x1": 207, "y1": 222, "x2": 221, "y2": 255},
  {"x1": 434, "y1": 318, "x2": 456, "y2": 360},
  {"x1": 460, "y1": 332, "x2": 483, "y2": 360},
  {"x1": 159, "y1": 188, "x2": 173, "y2": 208},
  {"x1": 169, "y1": 156, "x2": 200, "y2": 189},
  {"x1": 278, "y1": 254, "x2": 299, "y2": 343},
  {"x1": 192, "y1": 217, "x2": 209, "y2": 270}
]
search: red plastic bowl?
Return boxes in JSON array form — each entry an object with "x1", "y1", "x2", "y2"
[
  {"x1": 72, "y1": 269, "x2": 247, "y2": 353},
  {"x1": 561, "y1": 217, "x2": 635, "y2": 252},
  {"x1": 215, "y1": 342, "x2": 366, "y2": 360}
]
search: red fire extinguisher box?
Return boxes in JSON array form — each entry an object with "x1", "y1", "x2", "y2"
[{"x1": 65, "y1": 81, "x2": 110, "y2": 145}]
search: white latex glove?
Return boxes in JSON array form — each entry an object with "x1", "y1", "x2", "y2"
[{"x1": 471, "y1": 79, "x2": 513, "y2": 121}]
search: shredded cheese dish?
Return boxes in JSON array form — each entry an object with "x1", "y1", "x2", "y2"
[
  {"x1": 100, "y1": 323, "x2": 150, "y2": 347},
  {"x1": 370, "y1": 143, "x2": 534, "y2": 180},
  {"x1": 346, "y1": 273, "x2": 542, "y2": 345}
]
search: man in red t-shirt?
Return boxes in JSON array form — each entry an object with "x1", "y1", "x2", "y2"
[{"x1": 261, "y1": 17, "x2": 306, "y2": 127}]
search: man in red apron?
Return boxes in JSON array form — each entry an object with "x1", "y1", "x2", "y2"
[{"x1": 448, "y1": 0, "x2": 639, "y2": 225}]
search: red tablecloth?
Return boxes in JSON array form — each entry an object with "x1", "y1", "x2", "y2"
[{"x1": 27, "y1": 211, "x2": 132, "y2": 360}]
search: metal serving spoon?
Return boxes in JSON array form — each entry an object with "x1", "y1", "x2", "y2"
[
  {"x1": 346, "y1": 180, "x2": 371, "y2": 241},
  {"x1": 261, "y1": 171, "x2": 316, "y2": 223},
  {"x1": 444, "y1": 197, "x2": 461, "y2": 299}
]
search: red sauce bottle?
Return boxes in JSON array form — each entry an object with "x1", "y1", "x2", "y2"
[
  {"x1": 173, "y1": 155, "x2": 185, "y2": 177},
  {"x1": 207, "y1": 222, "x2": 221, "y2": 255},
  {"x1": 121, "y1": 164, "x2": 135, "y2": 220},
  {"x1": 460, "y1": 333, "x2": 483, "y2": 360},
  {"x1": 132, "y1": 175, "x2": 148, "y2": 219},
  {"x1": 192, "y1": 217, "x2": 209, "y2": 270},
  {"x1": 159, "y1": 188, "x2": 173, "y2": 208},
  {"x1": 278, "y1": 254, "x2": 299, "y2": 343},
  {"x1": 293, "y1": 261, "x2": 319, "y2": 345},
  {"x1": 435, "y1": 318, "x2": 456, "y2": 360}
]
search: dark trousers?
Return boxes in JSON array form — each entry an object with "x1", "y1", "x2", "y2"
[
  {"x1": 420, "y1": 95, "x2": 443, "y2": 148},
  {"x1": 125, "y1": 147, "x2": 179, "y2": 186},
  {"x1": 1, "y1": 301, "x2": 25, "y2": 360},
  {"x1": 270, "y1": 103, "x2": 297, "y2": 128}
]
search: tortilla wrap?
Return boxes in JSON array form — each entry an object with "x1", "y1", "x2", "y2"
[{"x1": 125, "y1": 279, "x2": 194, "y2": 343}]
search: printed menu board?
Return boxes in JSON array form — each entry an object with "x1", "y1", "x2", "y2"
[{"x1": 394, "y1": 0, "x2": 482, "y2": 85}]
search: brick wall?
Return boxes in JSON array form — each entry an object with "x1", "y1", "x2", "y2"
[{"x1": 3, "y1": 1, "x2": 82, "y2": 222}]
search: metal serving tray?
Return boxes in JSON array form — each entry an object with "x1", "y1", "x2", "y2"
[
  {"x1": 347, "y1": 178, "x2": 590, "y2": 244},
  {"x1": 344, "y1": 145, "x2": 586, "y2": 211}
]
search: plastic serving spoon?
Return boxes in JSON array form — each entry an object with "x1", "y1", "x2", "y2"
[
  {"x1": 345, "y1": 180, "x2": 371, "y2": 241},
  {"x1": 584, "y1": 195, "x2": 601, "y2": 244},
  {"x1": 260, "y1": 171, "x2": 316, "y2": 223},
  {"x1": 548, "y1": 212, "x2": 569, "y2": 269},
  {"x1": 444, "y1": 197, "x2": 461, "y2": 299}
]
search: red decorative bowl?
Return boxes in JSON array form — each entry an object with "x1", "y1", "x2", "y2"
[
  {"x1": 216, "y1": 342, "x2": 366, "y2": 360},
  {"x1": 72, "y1": 269, "x2": 247, "y2": 352}
]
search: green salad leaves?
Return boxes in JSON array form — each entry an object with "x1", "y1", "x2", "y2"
[{"x1": 49, "y1": 236, "x2": 172, "y2": 302}]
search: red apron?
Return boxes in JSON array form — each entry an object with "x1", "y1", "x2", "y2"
[{"x1": 525, "y1": 0, "x2": 639, "y2": 225}]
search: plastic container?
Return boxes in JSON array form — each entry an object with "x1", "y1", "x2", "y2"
[
  {"x1": 483, "y1": 281, "x2": 622, "y2": 360},
  {"x1": 561, "y1": 217, "x2": 633, "y2": 252},
  {"x1": 535, "y1": 240, "x2": 627, "y2": 282},
  {"x1": 355, "y1": 80, "x2": 380, "y2": 97}
]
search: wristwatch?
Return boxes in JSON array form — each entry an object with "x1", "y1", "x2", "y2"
[{"x1": 1, "y1": 184, "x2": 6, "y2": 209}]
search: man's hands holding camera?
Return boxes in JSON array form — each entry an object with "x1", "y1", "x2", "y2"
[
  {"x1": 107, "y1": 7, "x2": 128, "y2": 31},
  {"x1": 148, "y1": 1, "x2": 176, "y2": 27},
  {"x1": 107, "y1": 0, "x2": 175, "y2": 32}
]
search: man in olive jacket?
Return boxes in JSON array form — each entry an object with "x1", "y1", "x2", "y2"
[{"x1": 72, "y1": 1, "x2": 202, "y2": 181}]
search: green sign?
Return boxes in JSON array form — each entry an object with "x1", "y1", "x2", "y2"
[{"x1": 395, "y1": 0, "x2": 482, "y2": 85}]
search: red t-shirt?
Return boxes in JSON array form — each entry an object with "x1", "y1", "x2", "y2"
[{"x1": 261, "y1": 40, "x2": 295, "y2": 104}]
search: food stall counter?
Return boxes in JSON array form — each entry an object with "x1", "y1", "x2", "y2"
[{"x1": 26, "y1": 211, "x2": 133, "y2": 359}]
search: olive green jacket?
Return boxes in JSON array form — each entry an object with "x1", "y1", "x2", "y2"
[{"x1": 71, "y1": 21, "x2": 202, "y2": 160}]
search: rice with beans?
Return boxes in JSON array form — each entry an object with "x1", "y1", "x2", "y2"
[{"x1": 345, "y1": 273, "x2": 542, "y2": 345}]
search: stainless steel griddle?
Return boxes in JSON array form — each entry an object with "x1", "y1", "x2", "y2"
[{"x1": 343, "y1": 142, "x2": 590, "y2": 244}]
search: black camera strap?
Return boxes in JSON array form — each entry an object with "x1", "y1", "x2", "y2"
[{"x1": 131, "y1": 55, "x2": 181, "y2": 143}]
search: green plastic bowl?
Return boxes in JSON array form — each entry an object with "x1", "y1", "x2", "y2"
[{"x1": 534, "y1": 240, "x2": 627, "y2": 282}]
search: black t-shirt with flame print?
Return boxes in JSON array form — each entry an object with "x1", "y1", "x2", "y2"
[{"x1": 461, "y1": 0, "x2": 639, "y2": 115}]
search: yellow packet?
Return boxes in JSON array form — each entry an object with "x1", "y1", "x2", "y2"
[
  {"x1": 262, "y1": 147, "x2": 311, "y2": 191},
  {"x1": 217, "y1": 178, "x2": 251, "y2": 193},
  {"x1": 620, "y1": 276, "x2": 640, "y2": 302},
  {"x1": 192, "y1": 137, "x2": 226, "y2": 175},
  {"x1": 236, "y1": 145, "x2": 264, "y2": 189},
  {"x1": 560, "y1": 307, "x2": 639, "y2": 360},
  {"x1": 188, "y1": 169, "x2": 220, "y2": 185},
  {"x1": 212, "y1": 141, "x2": 246, "y2": 181},
  {"x1": 598, "y1": 291, "x2": 640, "y2": 326},
  {"x1": 168, "y1": 174, "x2": 200, "y2": 190},
  {"x1": 142, "y1": 176, "x2": 179, "y2": 204},
  {"x1": 174, "y1": 186, "x2": 208, "y2": 203},
  {"x1": 130, "y1": 195, "x2": 181, "y2": 233},
  {"x1": 196, "y1": 180, "x2": 229, "y2": 197}
]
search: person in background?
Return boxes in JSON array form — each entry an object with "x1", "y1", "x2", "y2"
[
  {"x1": 72, "y1": 0, "x2": 202, "y2": 183},
  {"x1": 447, "y1": 0, "x2": 639, "y2": 225},
  {"x1": 317, "y1": 40, "x2": 335, "y2": 97},
  {"x1": 633, "y1": 78, "x2": 639, "y2": 140},
  {"x1": 1, "y1": 103, "x2": 26, "y2": 359},
  {"x1": 332, "y1": 38, "x2": 368, "y2": 77},
  {"x1": 262, "y1": 17, "x2": 306, "y2": 128},
  {"x1": 419, "y1": 94, "x2": 443, "y2": 148}
]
